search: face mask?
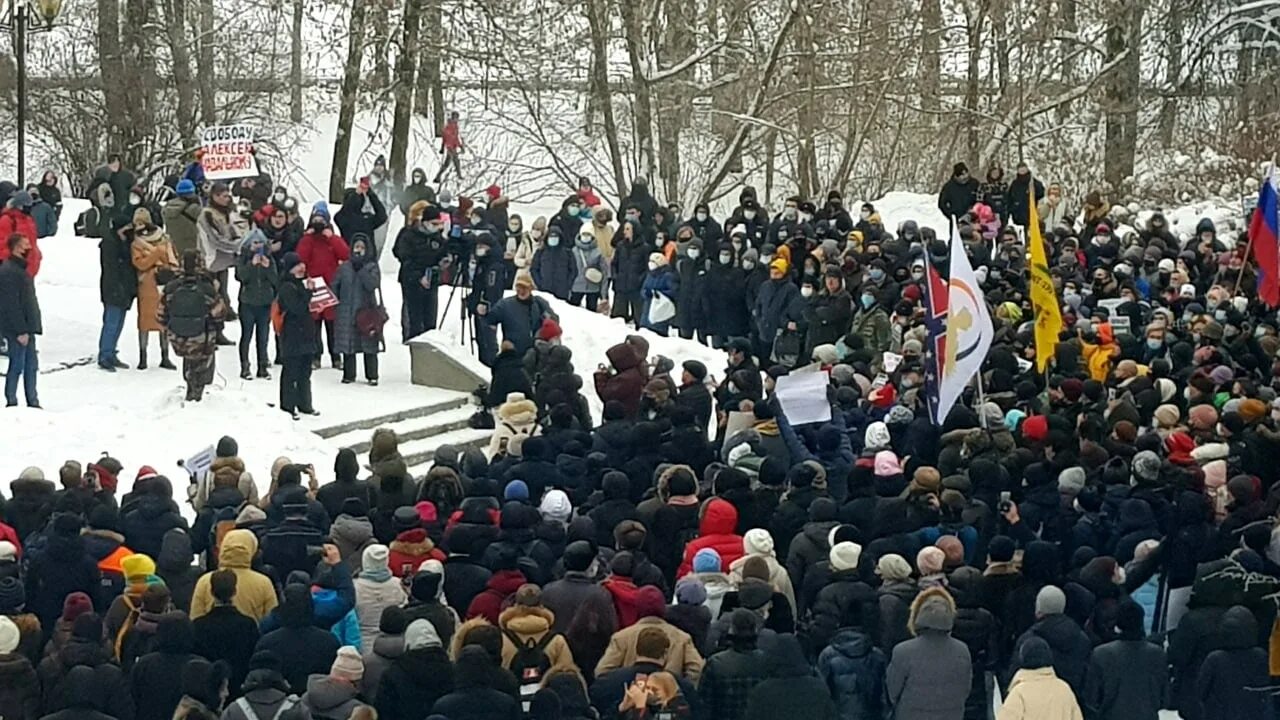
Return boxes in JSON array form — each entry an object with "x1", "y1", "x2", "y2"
[
  {"x1": 860, "y1": 210, "x2": 871, "y2": 220},
  {"x1": 1272, "y1": 409, "x2": 1280, "y2": 422},
  {"x1": 688, "y1": 249, "x2": 700, "y2": 260},
  {"x1": 648, "y1": 261, "x2": 658, "y2": 271},
  {"x1": 861, "y1": 294, "x2": 875, "y2": 308},
  {"x1": 1256, "y1": 327, "x2": 1268, "y2": 338},
  {"x1": 567, "y1": 205, "x2": 580, "y2": 216},
  {"x1": 801, "y1": 286, "x2": 814, "y2": 298},
  {"x1": 1192, "y1": 332, "x2": 1201, "y2": 343},
  {"x1": 799, "y1": 212, "x2": 813, "y2": 223},
  {"x1": 783, "y1": 208, "x2": 797, "y2": 221},
  {"x1": 902, "y1": 377, "x2": 916, "y2": 389},
  {"x1": 1146, "y1": 338, "x2": 1162, "y2": 350},
  {"x1": 655, "y1": 238, "x2": 664, "y2": 248},
  {"x1": 869, "y1": 269, "x2": 884, "y2": 281},
  {"x1": 719, "y1": 252, "x2": 732, "y2": 264},
  {"x1": 1093, "y1": 236, "x2": 1107, "y2": 246},
  {"x1": 742, "y1": 261, "x2": 754, "y2": 270},
  {"x1": 744, "y1": 209, "x2": 756, "y2": 220},
  {"x1": 310, "y1": 220, "x2": 326, "y2": 232},
  {"x1": 762, "y1": 254, "x2": 773, "y2": 264},
  {"x1": 129, "y1": 194, "x2": 142, "y2": 205},
  {"x1": 508, "y1": 224, "x2": 520, "y2": 233},
  {"x1": 1215, "y1": 310, "x2": 1227, "y2": 321},
  {"x1": 476, "y1": 247, "x2": 489, "y2": 257},
  {"x1": 1064, "y1": 291, "x2": 1080, "y2": 306},
  {"x1": 696, "y1": 212, "x2": 708, "y2": 222},
  {"x1": 547, "y1": 237, "x2": 560, "y2": 247},
  {"x1": 911, "y1": 269, "x2": 924, "y2": 280}
]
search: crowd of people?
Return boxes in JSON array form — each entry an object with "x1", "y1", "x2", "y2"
[{"x1": 2, "y1": 143, "x2": 1280, "y2": 720}]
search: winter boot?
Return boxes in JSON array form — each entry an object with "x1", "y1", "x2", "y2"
[
  {"x1": 137, "y1": 342, "x2": 148, "y2": 371},
  {"x1": 241, "y1": 365, "x2": 252, "y2": 380},
  {"x1": 216, "y1": 332, "x2": 234, "y2": 346},
  {"x1": 257, "y1": 366, "x2": 271, "y2": 380}
]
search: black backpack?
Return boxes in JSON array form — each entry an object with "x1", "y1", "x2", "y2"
[
  {"x1": 503, "y1": 628, "x2": 557, "y2": 712},
  {"x1": 206, "y1": 502, "x2": 243, "y2": 568},
  {"x1": 76, "y1": 207, "x2": 102, "y2": 238},
  {"x1": 166, "y1": 280, "x2": 210, "y2": 338}
]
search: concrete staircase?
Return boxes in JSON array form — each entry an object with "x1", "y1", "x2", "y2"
[{"x1": 314, "y1": 391, "x2": 492, "y2": 478}]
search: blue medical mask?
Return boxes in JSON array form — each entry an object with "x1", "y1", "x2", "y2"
[
  {"x1": 861, "y1": 294, "x2": 876, "y2": 308},
  {"x1": 869, "y1": 269, "x2": 884, "y2": 281}
]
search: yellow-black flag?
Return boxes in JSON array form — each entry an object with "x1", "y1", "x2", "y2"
[{"x1": 1027, "y1": 185, "x2": 1063, "y2": 372}]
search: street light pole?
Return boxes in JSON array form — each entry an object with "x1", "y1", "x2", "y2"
[{"x1": 4, "y1": 0, "x2": 63, "y2": 184}]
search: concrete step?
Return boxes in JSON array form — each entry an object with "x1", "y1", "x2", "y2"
[
  {"x1": 325, "y1": 405, "x2": 477, "y2": 455},
  {"x1": 403, "y1": 427, "x2": 494, "y2": 477},
  {"x1": 312, "y1": 393, "x2": 471, "y2": 440}
]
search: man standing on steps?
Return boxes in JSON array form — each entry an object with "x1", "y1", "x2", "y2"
[
  {"x1": 434, "y1": 111, "x2": 465, "y2": 185},
  {"x1": 0, "y1": 233, "x2": 42, "y2": 408},
  {"x1": 278, "y1": 252, "x2": 319, "y2": 420}
]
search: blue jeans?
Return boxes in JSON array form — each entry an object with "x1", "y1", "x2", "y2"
[
  {"x1": 98, "y1": 305, "x2": 126, "y2": 366},
  {"x1": 4, "y1": 334, "x2": 38, "y2": 406}
]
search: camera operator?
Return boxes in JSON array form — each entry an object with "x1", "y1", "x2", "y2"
[
  {"x1": 393, "y1": 202, "x2": 449, "y2": 341},
  {"x1": 466, "y1": 233, "x2": 505, "y2": 366}
]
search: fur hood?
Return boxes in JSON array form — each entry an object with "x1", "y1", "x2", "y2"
[
  {"x1": 498, "y1": 393, "x2": 538, "y2": 425},
  {"x1": 370, "y1": 428, "x2": 401, "y2": 465},
  {"x1": 211, "y1": 456, "x2": 246, "y2": 488},
  {"x1": 909, "y1": 586, "x2": 956, "y2": 635},
  {"x1": 449, "y1": 616, "x2": 494, "y2": 661},
  {"x1": 498, "y1": 605, "x2": 555, "y2": 638},
  {"x1": 1191, "y1": 442, "x2": 1229, "y2": 463}
]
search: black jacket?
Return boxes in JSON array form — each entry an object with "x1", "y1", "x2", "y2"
[
  {"x1": 99, "y1": 231, "x2": 137, "y2": 309},
  {"x1": 393, "y1": 225, "x2": 448, "y2": 285},
  {"x1": 1087, "y1": 638, "x2": 1167, "y2": 720},
  {"x1": 703, "y1": 258, "x2": 751, "y2": 337},
  {"x1": 121, "y1": 495, "x2": 188, "y2": 560},
  {"x1": 1194, "y1": 606, "x2": 1268, "y2": 720},
  {"x1": 610, "y1": 231, "x2": 650, "y2": 296},
  {"x1": 252, "y1": 587, "x2": 340, "y2": 694},
  {"x1": 675, "y1": 253, "x2": 709, "y2": 331},
  {"x1": 1014, "y1": 614, "x2": 1092, "y2": 699},
  {"x1": 375, "y1": 648, "x2": 455, "y2": 720},
  {"x1": 277, "y1": 276, "x2": 317, "y2": 358},
  {"x1": 334, "y1": 189, "x2": 388, "y2": 247},
  {"x1": 803, "y1": 289, "x2": 852, "y2": 354},
  {"x1": 131, "y1": 643, "x2": 196, "y2": 720},
  {"x1": 0, "y1": 256, "x2": 40, "y2": 336},
  {"x1": 191, "y1": 605, "x2": 260, "y2": 692},
  {"x1": 25, "y1": 532, "x2": 102, "y2": 631},
  {"x1": 236, "y1": 249, "x2": 280, "y2": 307},
  {"x1": 938, "y1": 176, "x2": 979, "y2": 221},
  {"x1": 37, "y1": 640, "x2": 133, "y2": 720}
]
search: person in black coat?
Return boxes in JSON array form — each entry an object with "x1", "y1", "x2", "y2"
[
  {"x1": 947, "y1": 567, "x2": 998, "y2": 720},
  {"x1": 487, "y1": 342, "x2": 533, "y2": 409},
  {"x1": 1086, "y1": 600, "x2": 1166, "y2": 720},
  {"x1": 393, "y1": 209, "x2": 448, "y2": 340},
  {"x1": 156, "y1": 529, "x2": 201, "y2": 613},
  {"x1": 130, "y1": 613, "x2": 197, "y2": 720},
  {"x1": 531, "y1": 227, "x2": 577, "y2": 301},
  {"x1": 431, "y1": 645, "x2": 522, "y2": 720},
  {"x1": 253, "y1": 584, "x2": 340, "y2": 693},
  {"x1": 1011, "y1": 585, "x2": 1091, "y2": 700},
  {"x1": 191, "y1": 569, "x2": 260, "y2": 693},
  {"x1": 40, "y1": 665, "x2": 122, "y2": 720},
  {"x1": 25, "y1": 513, "x2": 101, "y2": 633},
  {"x1": 609, "y1": 220, "x2": 650, "y2": 323},
  {"x1": 333, "y1": 185, "x2": 389, "y2": 250},
  {"x1": 0, "y1": 233, "x2": 41, "y2": 407},
  {"x1": 98, "y1": 206, "x2": 137, "y2": 371},
  {"x1": 315, "y1": 449, "x2": 376, "y2": 523},
  {"x1": 548, "y1": 195, "x2": 584, "y2": 243},
  {"x1": 675, "y1": 361, "x2": 712, "y2": 438},
  {"x1": 937, "y1": 162, "x2": 980, "y2": 222},
  {"x1": 277, "y1": 253, "x2": 318, "y2": 418},
  {"x1": 803, "y1": 268, "x2": 852, "y2": 358},
  {"x1": 441, "y1": 520, "x2": 494, "y2": 617},
  {"x1": 121, "y1": 477, "x2": 188, "y2": 561},
  {"x1": 480, "y1": 502, "x2": 557, "y2": 586},
  {"x1": 704, "y1": 243, "x2": 751, "y2": 344},
  {"x1": 744, "y1": 634, "x2": 836, "y2": 720},
  {"x1": 37, "y1": 613, "x2": 133, "y2": 720},
  {"x1": 675, "y1": 240, "x2": 709, "y2": 342},
  {"x1": 1195, "y1": 604, "x2": 1268, "y2": 720},
  {"x1": 375, "y1": 619, "x2": 455, "y2": 720},
  {"x1": 587, "y1": 472, "x2": 640, "y2": 549},
  {"x1": 403, "y1": 569, "x2": 458, "y2": 650},
  {"x1": 1006, "y1": 163, "x2": 1045, "y2": 228},
  {"x1": 5, "y1": 472, "x2": 53, "y2": 544},
  {"x1": 467, "y1": 234, "x2": 508, "y2": 366},
  {"x1": 260, "y1": 500, "x2": 327, "y2": 580}
]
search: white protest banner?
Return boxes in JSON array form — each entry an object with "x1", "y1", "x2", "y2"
[
  {"x1": 183, "y1": 445, "x2": 216, "y2": 479},
  {"x1": 200, "y1": 124, "x2": 259, "y2": 180},
  {"x1": 725, "y1": 411, "x2": 755, "y2": 439},
  {"x1": 774, "y1": 370, "x2": 832, "y2": 426},
  {"x1": 882, "y1": 351, "x2": 904, "y2": 373}
]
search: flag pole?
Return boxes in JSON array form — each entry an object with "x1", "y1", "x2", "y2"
[
  {"x1": 975, "y1": 370, "x2": 988, "y2": 428},
  {"x1": 1237, "y1": 159, "x2": 1276, "y2": 296}
]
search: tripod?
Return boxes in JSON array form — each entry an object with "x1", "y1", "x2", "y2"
[{"x1": 439, "y1": 254, "x2": 477, "y2": 354}]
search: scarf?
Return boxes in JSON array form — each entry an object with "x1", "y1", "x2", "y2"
[{"x1": 360, "y1": 565, "x2": 393, "y2": 583}]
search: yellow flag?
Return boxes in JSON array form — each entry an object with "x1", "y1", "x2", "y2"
[{"x1": 1027, "y1": 184, "x2": 1063, "y2": 372}]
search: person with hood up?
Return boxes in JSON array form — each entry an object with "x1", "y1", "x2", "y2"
[
  {"x1": 431, "y1": 645, "x2": 523, "y2": 720},
  {"x1": 130, "y1": 613, "x2": 198, "y2": 720},
  {"x1": 753, "y1": 258, "x2": 805, "y2": 365},
  {"x1": 1085, "y1": 600, "x2": 1166, "y2": 720},
  {"x1": 675, "y1": 237, "x2": 709, "y2": 343},
  {"x1": 885, "y1": 586, "x2": 972, "y2": 720},
  {"x1": 360, "y1": 607, "x2": 406, "y2": 704},
  {"x1": 296, "y1": 203, "x2": 350, "y2": 369},
  {"x1": 333, "y1": 179, "x2": 389, "y2": 253},
  {"x1": 375, "y1": 619, "x2": 454, "y2": 720},
  {"x1": 300, "y1": 645, "x2": 369, "y2": 720},
  {"x1": 1195, "y1": 604, "x2": 1268, "y2": 720},
  {"x1": 677, "y1": 499, "x2": 744, "y2": 578},
  {"x1": 331, "y1": 235, "x2": 383, "y2": 385},
  {"x1": 595, "y1": 343, "x2": 647, "y2": 420},
  {"x1": 0, "y1": 615, "x2": 38, "y2": 720},
  {"x1": 531, "y1": 226, "x2": 577, "y2": 301},
  {"x1": 190, "y1": 569, "x2": 259, "y2": 693},
  {"x1": 254, "y1": 584, "x2": 341, "y2": 694},
  {"x1": 317, "y1": 449, "x2": 376, "y2": 524},
  {"x1": 569, "y1": 226, "x2": 608, "y2": 311},
  {"x1": 744, "y1": 633, "x2": 836, "y2": 720},
  {"x1": 37, "y1": 613, "x2": 132, "y2": 720},
  {"x1": 353, "y1": 544, "x2": 407, "y2": 646},
  {"x1": 817, "y1": 614, "x2": 888, "y2": 720},
  {"x1": 130, "y1": 211, "x2": 179, "y2": 369},
  {"x1": 998, "y1": 636, "x2": 1083, "y2": 720},
  {"x1": 121, "y1": 475, "x2": 188, "y2": 560},
  {"x1": 403, "y1": 564, "x2": 458, "y2": 649},
  {"x1": 190, "y1": 529, "x2": 278, "y2": 621},
  {"x1": 697, "y1": 608, "x2": 769, "y2": 720},
  {"x1": 96, "y1": 186, "x2": 138, "y2": 371},
  {"x1": 0, "y1": 190, "x2": 43, "y2": 276},
  {"x1": 39, "y1": 664, "x2": 120, "y2": 720},
  {"x1": 703, "y1": 244, "x2": 752, "y2": 346},
  {"x1": 221, "y1": 650, "x2": 307, "y2": 720},
  {"x1": 641, "y1": 252, "x2": 679, "y2": 334},
  {"x1": 24, "y1": 513, "x2": 101, "y2": 634},
  {"x1": 466, "y1": 546, "x2": 529, "y2": 624},
  {"x1": 728, "y1": 529, "x2": 796, "y2": 614}
]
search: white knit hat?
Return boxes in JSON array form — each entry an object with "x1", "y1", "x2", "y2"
[
  {"x1": 743, "y1": 528, "x2": 774, "y2": 557},
  {"x1": 363, "y1": 544, "x2": 390, "y2": 573},
  {"x1": 0, "y1": 616, "x2": 21, "y2": 655},
  {"x1": 539, "y1": 489, "x2": 573, "y2": 524},
  {"x1": 330, "y1": 645, "x2": 364, "y2": 683},
  {"x1": 829, "y1": 542, "x2": 863, "y2": 572},
  {"x1": 0, "y1": 541, "x2": 16, "y2": 563}
]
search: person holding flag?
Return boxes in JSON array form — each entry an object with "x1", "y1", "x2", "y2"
[
  {"x1": 1027, "y1": 180, "x2": 1064, "y2": 372},
  {"x1": 922, "y1": 221, "x2": 995, "y2": 425},
  {"x1": 1248, "y1": 165, "x2": 1279, "y2": 307}
]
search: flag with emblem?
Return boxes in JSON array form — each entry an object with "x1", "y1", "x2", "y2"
[{"x1": 934, "y1": 220, "x2": 994, "y2": 424}]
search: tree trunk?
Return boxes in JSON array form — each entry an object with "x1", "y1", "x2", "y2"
[
  {"x1": 964, "y1": 0, "x2": 985, "y2": 164},
  {"x1": 291, "y1": 0, "x2": 304, "y2": 122},
  {"x1": 1157, "y1": 0, "x2": 1184, "y2": 147},
  {"x1": 331, "y1": 0, "x2": 369, "y2": 202},
  {"x1": 124, "y1": 0, "x2": 155, "y2": 136},
  {"x1": 990, "y1": 0, "x2": 1008, "y2": 92},
  {"x1": 389, "y1": 0, "x2": 423, "y2": 188},
  {"x1": 198, "y1": 0, "x2": 216, "y2": 125},
  {"x1": 417, "y1": 0, "x2": 443, "y2": 134},
  {"x1": 585, "y1": 0, "x2": 627, "y2": 196},
  {"x1": 920, "y1": 0, "x2": 942, "y2": 112},
  {"x1": 657, "y1": 0, "x2": 694, "y2": 203},
  {"x1": 160, "y1": 0, "x2": 196, "y2": 142},
  {"x1": 1103, "y1": 0, "x2": 1142, "y2": 191},
  {"x1": 618, "y1": 0, "x2": 656, "y2": 182},
  {"x1": 97, "y1": 0, "x2": 128, "y2": 154},
  {"x1": 795, "y1": 8, "x2": 818, "y2": 199},
  {"x1": 370, "y1": 0, "x2": 392, "y2": 89}
]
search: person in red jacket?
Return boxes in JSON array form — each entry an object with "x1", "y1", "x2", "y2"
[
  {"x1": 296, "y1": 202, "x2": 349, "y2": 369},
  {"x1": 677, "y1": 498, "x2": 744, "y2": 578},
  {"x1": 0, "y1": 193, "x2": 43, "y2": 277},
  {"x1": 465, "y1": 560, "x2": 527, "y2": 625},
  {"x1": 387, "y1": 507, "x2": 446, "y2": 577},
  {"x1": 433, "y1": 111, "x2": 464, "y2": 184}
]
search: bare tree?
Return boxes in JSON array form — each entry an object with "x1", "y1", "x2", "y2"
[
  {"x1": 331, "y1": 0, "x2": 370, "y2": 200},
  {"x1": 198, "y1": 0, "x2": 216, "y2": 125},
  {"x1": 389, "y1": 0, "x2": 423, "y2": 186}
]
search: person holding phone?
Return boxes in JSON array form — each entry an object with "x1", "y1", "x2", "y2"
[{"x1": 618, "y1": 671, "x2": 691, "y2": 720}]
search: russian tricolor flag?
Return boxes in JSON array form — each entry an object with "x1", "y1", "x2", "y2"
[{"x1": 1251, "y1": 168, "x2": 1280, "y2": 308}]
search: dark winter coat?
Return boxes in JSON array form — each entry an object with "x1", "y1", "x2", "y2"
[
  {"x1": 595, "y1": 343, "x2": 647, "y2": 419},
  {"x1": 393, "y1": 225, "x2": 448, "y2": 285},
  {"x1": 302, "y1": 674, "x2": 368, "y2": 720},
  {"x1": 37, "y1": 637, "x2": 133, "y2": 720},
  {"x1": 1006, "y1": 172, "x2": 1045, "y2": 227},
  {"x1": 1087, "y1": 638, "x2": 1167, "y2": 720},
  {"x1": 0, "y1": 652, "x2": 39, "y2": 720},
  {"x1": 531, "y1": 242, "x2": 577, "y2": 300},
  {"x1": 676, "y1": 380, "x2": 713, "y2": 436},
  {"x1": 253, "y1": 586, "x2": 341, "y2": 693},
  {"x1": 938, "y1": 176, "x2": 979, "y2": 220},
  {"x1": 699, "y1": 644, "x2": 770, "y2": 720},
  {"x1": 25, "y1": 531, "x2": 101, "y2": 632},
  {"x1": 375, "y1": 647, "x2": 455, "y2": 720},
  {"x1": 817, "y1": 630, "x2": 887, "y2": 720},
  {"x1": 610, "y1": 229, "x2": 650, "y2": 296},
  {"x1": 235, "y1": 245, "x2": 280, "y2": 307},
  {"x1": 807, "y1": 569, "x2": 878, "y2": 652},
  {"x1": 121, "y1": 495, "x2": 187, "y2": 560},
  {"x1": 1195, "y1": 606, "x2": 1268, "y2": 720},
  {"x1": 675, "y1": 253, "x2": 709, "y2": 332},
  {"x1": 704, "y1": 258, "x2": 751, "y2": 337},
  {"x1": 803, "y1": 289, "x2": 852, "y2": 356},
  {"x1": 431, "y1": 647, "x2": 522, "y2": 720},
  {"x1": 333, "y1": 189, "x2": 388, "y2": 248},
  {"x1": 1014, "y1": 614, "x2": 1092, "y2": 700},
  {"x1": 277, "y1": 276, "x2": 317, "y2": 358},
  {"x1": 0, "y1": 256, "x2": 41, "y2": 338},
  {"x1": 130, "y1": 622, "x2": 196, "y2": 720},
  {"x1": 483, "y1": 295, "x2": 555, "y2": 356},
  {"x1": 191, "y1": 604, "x2": 259, "y2": 692},
  {"x1": 4, "y1": 477, "x2": 54, "y2": 543},
  {"x1": 39, "y1": 665, "x2": 124, "y2": 720},
  {"x1": 947, "y1": 570, "x2": 998, "y2": 720},
  {"x1": 332, "y1": 254, "x2": 382, "y2": 355},
  {"x1": 754, "y1": 278, "x2": 804, "y2": 345},
  {"x1": 745, "y1": 636, "x2": 835, "y2": 720},
  {"x1": 100, "y1": 230, "x2": 137, "y2": 308}
]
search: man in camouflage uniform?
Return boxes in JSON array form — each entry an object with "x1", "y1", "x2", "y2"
[{"x1": 160, "y1": 249, "x2": 227, "y2": 401}]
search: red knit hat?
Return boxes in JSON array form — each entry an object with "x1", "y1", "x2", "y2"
[
  {"x1": 1021, "y1": 415, "x2": 1049, "y2": 442},
  {"x1": 485, "y1": 184, "x2": 501, "y2": 200},
  {"x1": 536, "y1": 318, "x2": 562, "y2": 341},
  {"x1": 1165, "y1": 432, "x2": 1195, "y2": 466},
  {"x1": 62, "y1": 592, "x2": 94, "y2": 622},
  {"x1": 136, "y1": 466, "x2": 159, "y2": 482}
]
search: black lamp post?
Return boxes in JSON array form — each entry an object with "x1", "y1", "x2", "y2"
[{"x1": 2, "y1": 0, "x2": 63, "y2": 184}]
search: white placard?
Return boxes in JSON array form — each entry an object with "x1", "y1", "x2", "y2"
[
  {"x1": 200, "y1": 124, "x2": 259, "y2": 180},
  {"x1": 774, "y1": 370, "x2": 832, "y2": 425}
]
